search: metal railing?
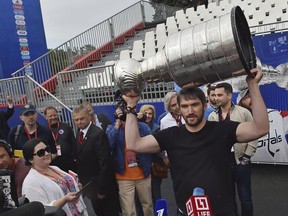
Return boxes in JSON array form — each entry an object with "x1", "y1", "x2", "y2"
[
  {"x1": 11, "y1": 3, "x2": 143, "y2": 85},
  {"x1": 10, "y1": 1, "x2": 179, "y2": 83},
  {"x1": 56, "y1": 64, "x2": 175, "y2": 107},
  {"x1": 0, "y1": 0, "x2": 180, "y2": 125},
  {"x1": 0, "y1": 64, "x2": 174, "y2": 124},
  {"x1": 0, "y1": 76, "x2": 27, "y2": 106}
]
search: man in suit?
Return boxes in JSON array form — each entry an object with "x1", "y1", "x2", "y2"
[{"x1": 72, "y1": 105, "x2": 120, "y2": 216}]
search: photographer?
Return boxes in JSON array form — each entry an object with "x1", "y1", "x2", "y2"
[{"x1": 106, "y1": 102, "x2": 153, "y2": 216}]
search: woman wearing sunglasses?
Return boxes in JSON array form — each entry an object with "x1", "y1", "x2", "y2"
[{"x1": 22, "y1": 138, "x2": 88, "y2": 216}]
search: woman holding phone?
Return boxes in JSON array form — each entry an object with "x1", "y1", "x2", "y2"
[{"x1": 22, "y1": 138, "x2": 88, "y2": 216}]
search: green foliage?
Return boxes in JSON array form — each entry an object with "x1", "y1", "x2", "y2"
[{"x1": 47, "y1": 44, "x2": 96, "y2": 75}]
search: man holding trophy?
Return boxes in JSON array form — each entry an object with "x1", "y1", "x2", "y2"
[{"x1": 112, "y1": 6, "x2": 269, "y2": 216}]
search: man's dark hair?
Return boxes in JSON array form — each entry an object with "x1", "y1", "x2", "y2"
[
  {"x1": 0, "y1": 140, "x2": 13, "y2": 158},
  {"x1": 43, "y1": 106, "x2": 58, "y2": 115},
  {"x1": 207, "y1": 85, "x2": 216, "y2": 96},
  {"x1": 177, "y1": 88, "x2": 206, "y2": 105},
  {"x1": 215, "y1": 82, "x2": 233, "y2": 94}
]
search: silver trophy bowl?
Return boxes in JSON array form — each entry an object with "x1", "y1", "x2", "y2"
[{"x1": 114, "y1": 6, "x2": 256, "y2": 94}]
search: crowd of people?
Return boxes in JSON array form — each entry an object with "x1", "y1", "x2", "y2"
[
  {"x1": 0, "y1": 68, "x2": 285, "y2": 216},
  {"x1": 0, "y1": 98, "x2": 168, "y2": 216}
]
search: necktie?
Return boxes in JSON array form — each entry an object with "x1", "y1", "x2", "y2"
[{"x1": 79, "y1": 131, "x2": 84, "y2": 144}]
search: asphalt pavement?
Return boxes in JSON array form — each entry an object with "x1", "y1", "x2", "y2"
[
  {"x1": 84, "y1": 164, "x2": 288, "y2": 215},
  {"x1": 161, "y1": 164, "x2": 288, "y2": 216}
]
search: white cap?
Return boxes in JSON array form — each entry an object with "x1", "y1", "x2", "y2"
[{"x1": 236, "y1": 88, "x2": 249, "y2": 104}]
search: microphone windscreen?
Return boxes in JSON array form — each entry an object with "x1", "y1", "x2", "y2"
[
  {"x1": 0, "y1": 201, "x2": 45, "y2": 216},
  {"x1": 155, "y1": 198, "x2": 168, "y2": 216},
  {"x1": 192, "y1": 187, "x2": 204, "y2": 196}
]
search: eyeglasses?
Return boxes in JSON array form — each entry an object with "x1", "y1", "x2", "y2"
[{"x1": 33, "y1": 146, "x2": 51, "y2": 157}]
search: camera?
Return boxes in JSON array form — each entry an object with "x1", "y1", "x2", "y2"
[
  {"x1": 137, "y1": 113, "x2": 147, "y2": 122},
  {"x1": 114, "y1": 90, "x2": 127, "y2": 121}
]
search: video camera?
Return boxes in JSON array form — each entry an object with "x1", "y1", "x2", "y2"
[{"x1": 113, "y1": 90, "x2": 127, "y2": 121}]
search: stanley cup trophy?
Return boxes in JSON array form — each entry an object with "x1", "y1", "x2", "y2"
[{"x1": 114, "y1": 6, "x2": 256, "y2": 95}]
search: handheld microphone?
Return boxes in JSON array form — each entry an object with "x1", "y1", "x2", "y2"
[
  {"x1": 186, "y1": 187, "x2": 212, "y2": 216},
  {"x1": 155, "y1": 198, "x2": 168, "y2": 216}
]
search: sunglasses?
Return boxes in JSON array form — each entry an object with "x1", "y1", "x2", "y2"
[{"x1": 33, "y1": 146, "x2": 51, "y2": 157}]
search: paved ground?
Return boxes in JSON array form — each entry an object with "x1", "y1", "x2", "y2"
[
  {"x1": 84, "y1": 164, "x2": 288, "y2": 215},
  {"x1": 161, "y1": 164, "x2": 288, "y2": 216}
]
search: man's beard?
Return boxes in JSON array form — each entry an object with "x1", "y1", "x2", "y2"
[{"x1": 184, "y1": 109, "x2": 204, "y2": 126}]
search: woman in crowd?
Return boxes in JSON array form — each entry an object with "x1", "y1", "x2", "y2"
[
  {"x1": 139, "y1": 105, "x2": 160, "y2": 134},
  {"x1": 22, "y1": 138, "x2": 88, "y2": 216},
  {"x1": 139, "y1": 104, "x2": 167, "y2": 210}
]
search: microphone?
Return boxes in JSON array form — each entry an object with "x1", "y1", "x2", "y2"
[
  {"x1": 186, "y1": 187, "x2": 212, "y2": 216},
  {"x1": 155, "y1": 198, "x2": 168, "y2": 216}
]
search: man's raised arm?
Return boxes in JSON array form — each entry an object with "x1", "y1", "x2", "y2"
[
  {"x1": 237, "y1": 68, "x2": 269, "y2": 142},
  {"x1": 122, "y1": 94, "x2": 161, "y2": 153}
]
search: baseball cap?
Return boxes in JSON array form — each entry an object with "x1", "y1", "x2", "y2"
[
  {"x1": 236, "y1": 89, "x2": 249, "y2": 104},
  {"x1": 21, "y1": 104, "x2": 37, "y2": 115}
]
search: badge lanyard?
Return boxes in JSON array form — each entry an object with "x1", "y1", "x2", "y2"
[
  {"x1": 49, "y1": 122, "x2": 60, "y2": 143},
  {"x1": 24, "y1": 126, "x2": 38, "y2": 140},
  {"x1": 49, "y1": 122, "x2": 61, "y2": 156}
]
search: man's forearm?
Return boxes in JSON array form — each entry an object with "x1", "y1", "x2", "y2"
[
  {"x1": 248, "y1": 82, "x2": 269, "y2": 136},
  {"x1": 125, "y1": 110, "x2": 140, "y2": 151}
]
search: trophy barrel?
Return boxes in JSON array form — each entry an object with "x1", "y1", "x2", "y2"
[
  {"x1": 114, "y1": 6, "x2": 256, "y2": 93},
  {"x1": 141, "y1": 6, "x2": 256, "y2": 87}
]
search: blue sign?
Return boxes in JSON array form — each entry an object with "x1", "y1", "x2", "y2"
[
  {"x1": 253, "y1": 32, "x2": 288, "y2": 67},
  {"x1": 253, "y1": 32, "x2": 288, "y2": 110},
  {"x1": 0, "y1": 0, "x2": 48, "y2": 78}
]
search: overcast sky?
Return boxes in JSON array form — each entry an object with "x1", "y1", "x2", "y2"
[{"x1": 40, "y1": 0, "x2": 140, "y2": 48}]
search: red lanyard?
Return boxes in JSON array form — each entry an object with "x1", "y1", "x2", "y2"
[
  {"x1": 49, "y1": 122, "x2": 60, "y2": 142},
  {"x1": 24, "y1": 126, "x2": 38, "y2": 140},
  {"x1": 33, "y1": 167, "x2": 71, "y2": 191},
  {"x1": 34, "y1": 167, "x2": 62, "y2": 179}
]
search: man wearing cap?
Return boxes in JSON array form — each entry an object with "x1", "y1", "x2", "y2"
[
  {"x1": 8, "y1": 104, "x2": 57, "y2": 159},
  {"x1": 238, "y1": 88, "x2": 288, "y2": 164},
  {"x1": 208, "y1": 82, "x2": 257, "y2": 216}
]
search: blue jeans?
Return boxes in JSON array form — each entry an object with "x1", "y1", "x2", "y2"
[{"x1": 232, "y1": 163, "x2": 253, "y2": 216}]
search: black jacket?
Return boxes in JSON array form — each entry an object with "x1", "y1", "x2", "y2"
[
  {"x1": 0, "y1": 107, "x2": 14, "y2": 140},
  {"x1": 74, "y1": 123, "x2": 116, "y2": 198}
]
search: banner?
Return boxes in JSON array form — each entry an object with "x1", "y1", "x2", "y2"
[
  {"x1": 251, "y1": 109, "x2": 288, "y2": 164},
  {"x1": 0, "y1": 169, "x2": 18, "y2": 209}
]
